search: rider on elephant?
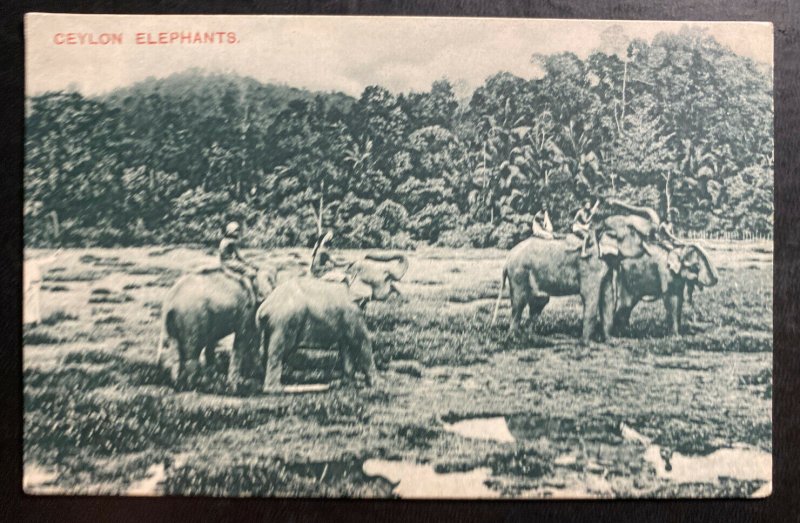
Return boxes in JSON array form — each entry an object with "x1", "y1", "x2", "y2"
[
  {"x1": 572, "y1": 199, "x2": 600, "y2": 257},
  {"x1": 531, "y1": 206, "x2": 555, "y2": 240},
  {"x1": 219, "y1": 221, "x2": 259, "y2": 305},
  {"x1": 657, "y1": 212, "x2": 683, "y2": 250}
]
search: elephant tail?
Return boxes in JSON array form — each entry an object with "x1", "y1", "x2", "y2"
[
  {"x1": 157, "y1": 308, "x2": 175, "y2": 367},
  {"x1": 490, "y1": 267, "x2": 507, "y2": 327}
]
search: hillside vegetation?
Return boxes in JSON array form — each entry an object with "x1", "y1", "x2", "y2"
[{"x1": 25, "y1": 28, "x2": 773, "y2": 249}]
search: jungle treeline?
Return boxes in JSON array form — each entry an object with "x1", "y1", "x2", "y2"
[{"x1": 25, "y1": 27, "x2": 773, "y2": 249}]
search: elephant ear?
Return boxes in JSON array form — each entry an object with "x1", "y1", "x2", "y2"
[
  {"x1": 681, "y1": 244, "x2": 719, "y2": 286},
  {"x1": 667, "y1": 249, "x2": 682, "y2": 274},
  {"x1": 364, "y1": 253, "x2": 409, "y2": 281}
]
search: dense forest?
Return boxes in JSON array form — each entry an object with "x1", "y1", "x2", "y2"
[{"x1": 25, "y1": 27, "x2": 773, "y2": 249}]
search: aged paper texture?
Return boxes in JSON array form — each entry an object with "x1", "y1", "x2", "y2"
[{"x1": 24, "y1": 13, "x2": 773, "y2": 499}]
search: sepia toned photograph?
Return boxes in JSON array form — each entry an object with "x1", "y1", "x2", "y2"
[{"x1": 23, "y1": 14, "x2": 773, "y2": 499}]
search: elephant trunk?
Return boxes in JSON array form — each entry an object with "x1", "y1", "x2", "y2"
[
  {"x1": 606, "y1": 198, "x2": 661, "y2": 225},
  {"x1": 363, "y1": 253, "x2": 409, "y2": 281}
]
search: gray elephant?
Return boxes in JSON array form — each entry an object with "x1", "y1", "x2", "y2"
[
  {"x1": 256, "y1": 277, "x2": 377, "y2": 393},
  {"x1": 614, "y1": 242, "x2": 719, "y2": 335},
  {"x1": 311, "y1": 231, "x2": 409, "y2": 304},
  {"x1": 491, "y1": 236, "x2": 616, "y2": 343},
  {"x1": 158, "y1": 264, "x2": 277, "y2": 391},
  {"x1": 491, "y1": 212, "x2": 654, "y2": 343},
  {"x1": 345, "y1": 253, "x2": 409, "y2": 300}
]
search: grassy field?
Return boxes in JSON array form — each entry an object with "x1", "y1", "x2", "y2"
[{"x1": 22, "y1": 242, "x2": 772, "y2": 498}]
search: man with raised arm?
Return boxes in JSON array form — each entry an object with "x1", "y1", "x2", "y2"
[
  {"x1": 531, "y1": 206, "x2": 555, "y2": 240},
  {"x1": 572, "y1": 199, "x2": 600, "y2": 257},
  {"x1": 219, "y1": 221, "x2": 259, "y2": 304}
]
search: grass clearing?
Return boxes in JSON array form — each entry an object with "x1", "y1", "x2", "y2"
[{"x1": 23, "y1": 244, "x2": 772, "y2": 497}]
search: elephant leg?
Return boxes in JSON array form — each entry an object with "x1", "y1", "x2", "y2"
[
  {"x1": 614, "y1": 306, "x2": 633, "y2": 335},
  {"x1": 341, "y1": 347, "x2": 355, "y2": 382},
  {"x1": 527, "y1": 295, "x2": 549, "y2": 325},
  {"x1": 527, "y1": 272, "x2": 549, "y2": 326},
  {"x1": 263, "y1": 326, "x2": 298, "y2": 393},
  {"x1": 612, "y1": 281, "x2": 637, "y2": 335},
  {"x1": 508, "y1": 277, "x2": 528, "y2": 334},
  {"x1": 663, "y1": 294, "x2": 681, "y2": 336},
  {"x1": 228, "y1": 333, "x2": 246, "y2": 392},
  {"x1": 600, "y1": 274, "x2": 615, "y2": 339},
  {"x1": 179, "y1": 332, "x2": 204, "y2": 390},
  {"x1": 580, "y1": 284, "x2": 601, "y2": 345},
  {"x1": 230, "y1": 316, "x2": 259, "y2": 392},
  {"x1": 357, "y1": 341, "x2": 378, "y2": 388},
  {"x1": 171, "y1": 341, "x2": 187, "y2": 389},
  {"x1": 204, "y1": 343, "x2": 218, "y2": 375}
]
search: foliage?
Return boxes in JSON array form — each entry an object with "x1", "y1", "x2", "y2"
[{"x1": 25, "y1": 29, "x2": 773, "y2": 248}]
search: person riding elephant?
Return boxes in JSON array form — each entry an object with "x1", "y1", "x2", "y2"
[
  {"x1": 531, "y1": 206, "x2": 555, "y2": 240},
  {"x1": 158, "y1": 260, "x2": 277, "y2": 392},
  {"x1": 572, "y1": 199, "x2": 600, "y2": 257},
  {"x1": 491, "y1": 202, "x2": 660, "y2": 344},
  {"x1": 219, "y1": 221, "x2": 259, "y2": 305},
  {"x1": 614, "y1": 242, "x2": 719, "y2": 335},
  {"x1": 256, "y1": 277, "x2": 378, "y2": 393},
  {"x1": 310, "y1": 230, "x2": 409, "y2": 306}
]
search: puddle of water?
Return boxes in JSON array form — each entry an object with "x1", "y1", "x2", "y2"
[
  {"x1": 127, "y1": 453, "x2": 190, "y2": 496},
  {"x1": 283, "y1": 383, "x2": 330, "y2": 394},
  {"x1": 127, "y1": 464, "x2": 166, "y2": 496},
  {"x1": 443, "y1": 417, "x2": 515, "y2": 443},
  {"x1": 643, "y1": 444, "x2": 771, "y2": 484},
  {"x1": 362, "y1": 459, "x2": 499, "y2": 499},
  {"x1": 23, "y1": 464, "x2": 60, "y2": 494},
  {"x1": 621, "y1": 423, "x2": 771, "y2": 490}
]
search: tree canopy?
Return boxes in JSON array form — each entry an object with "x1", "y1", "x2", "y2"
[{"x1": 25, "y1": 28, "x2": 773, "y2": 249}]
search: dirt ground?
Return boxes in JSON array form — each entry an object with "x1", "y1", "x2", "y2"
[{"x1": 22, "y1": 242, "x2": 772, "y2": 498}]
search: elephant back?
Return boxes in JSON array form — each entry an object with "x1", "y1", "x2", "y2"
[{"x1": 167, "y1": 270, "x2": 250, "y2": 313}]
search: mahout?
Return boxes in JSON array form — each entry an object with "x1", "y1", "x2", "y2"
[
  {"x1": 158, "y1": 230, "x2": 404, "y2": 393},
  {"x1": 311, "y1": 230, "x2": 409, "y2": 305},
  {"x1": 158, "y1": 263, "x2": 277, "y2": 392},
  {"x1": 491, "y1": 204, "x2": 667, "y2": 344}
]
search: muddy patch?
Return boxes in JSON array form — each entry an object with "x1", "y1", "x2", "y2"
[
  {"x1": 443, "y1": 416, "x2": 515, "y2": 443},
  {"x1": 23, "y1": 463, "x2": 60, "y2": 494},
  {"x1": 621, "y1": 423, "x2": 770, "y2": 493},
  {"x1": 362, "y1": 459, "x2": 498, "y2": 498}
]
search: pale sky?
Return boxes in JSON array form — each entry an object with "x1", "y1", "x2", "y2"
[{"x1": 25, "y1": 14, "x2": 773, "y2": 97}]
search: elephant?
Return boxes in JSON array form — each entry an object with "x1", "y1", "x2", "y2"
[
  {"x1": 490, "y1": 208, "x2": 661, "y2": 344},
  {"x1": 310, "y1": 231, "x2": 409, "y2": 304},
  {"x1": 158, "y1": 263, "x2": 277, "y2": 391},
  {"x1": 613, "y1": 242, "x2": 719, "y2": 335},
  {"x1": 490, "y1": 235, "x2": 617, "y2": 343},
  {"x1": 348, "y1": 253, "x2": 408, "y2": 298},
  {"x1": 256, "y1": 277, "x2": 377, "y2": 393}
]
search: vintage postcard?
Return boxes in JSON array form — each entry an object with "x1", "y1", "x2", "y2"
[{"x1": 23, "y1": 14, "x2": 773, "y2": 498}]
